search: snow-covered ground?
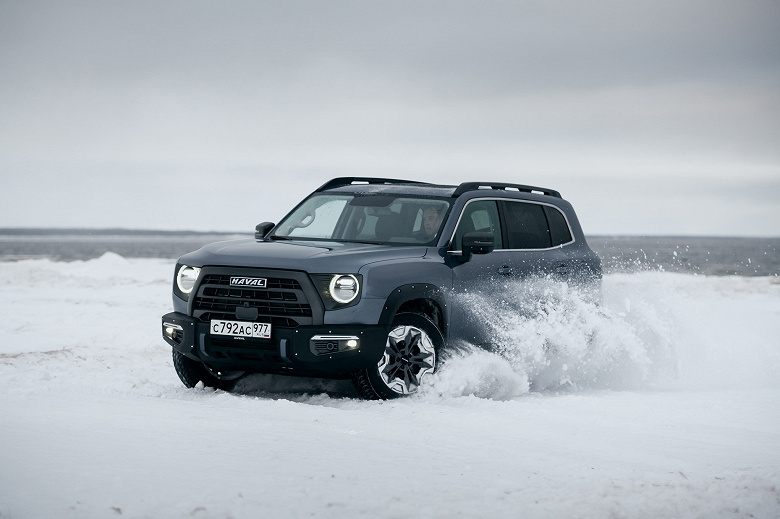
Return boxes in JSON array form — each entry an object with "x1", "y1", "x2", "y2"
[{"x1": 1, "y1": 254, "x2": 778, "y2": 518}]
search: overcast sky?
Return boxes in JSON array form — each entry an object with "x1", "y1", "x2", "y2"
[{"x1": 1, "y1": 0, "x2": 778, "y2": 235}]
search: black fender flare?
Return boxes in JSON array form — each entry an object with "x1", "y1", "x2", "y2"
[{"x1": 378, "y1": 283, "x2": 449, "y2": 340}]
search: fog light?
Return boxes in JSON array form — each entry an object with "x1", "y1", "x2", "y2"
[
  {"x1": 310, "y1": 335, "x2": 360, "y2": 355},
  {"x1": 163, "y1": 322, "x2": 183, "y2": 343}
]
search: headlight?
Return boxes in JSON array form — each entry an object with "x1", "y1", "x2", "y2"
[
  {"x1": 329, "y1": 274, "x2": 360, "y2": 304},
  {"x1": 310, "y1": 273, "x2": 362, "y2": 308},
  {"x1": 176, "y1": 265, "x2": 201, "y2": 295}
]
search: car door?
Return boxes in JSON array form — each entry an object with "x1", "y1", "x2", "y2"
[
  {"x1": 448, "y1": 199, "x2": 517, "y2": 347},
  {"x1": 499, "y1": 200, "x2": 578, "y2": 281}
]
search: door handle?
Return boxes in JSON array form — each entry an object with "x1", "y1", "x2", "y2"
[{"x1": 498, "y1": 265, "x2": 513, "y2": 275}]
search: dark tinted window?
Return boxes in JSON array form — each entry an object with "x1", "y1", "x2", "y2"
[
  {"x1": 453, "y1": 200, "x2": 503, "y2": 250},
  {"x1": 502, "y1": 201, "x2": 551, "y2": 249},
  {"x1": 543, "y1": 206, "x2": 573, "y2": 246}
]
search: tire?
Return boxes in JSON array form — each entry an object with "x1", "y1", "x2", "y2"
[
  {"x1": 352, "y1": 313, "x2": 442, "y2": 400},
  {"x1": 172, "y1": 350, "x2": 244, "y2": 391}
]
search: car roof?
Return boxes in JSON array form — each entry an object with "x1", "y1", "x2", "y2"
[{"x1": 316, "y1": 177, "x2": 561, "y2": 199}]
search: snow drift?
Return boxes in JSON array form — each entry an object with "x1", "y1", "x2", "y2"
[{"x1": 0, "y1": 254, "x2": 778, "y2": 518}]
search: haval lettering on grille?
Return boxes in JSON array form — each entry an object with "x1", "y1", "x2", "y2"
[
  {"x1": 162, "y1": 177, "x2": 601, "y2": 399},
  {"x1": 230, "y1": 277, "x2": 267, "y2": 287}
]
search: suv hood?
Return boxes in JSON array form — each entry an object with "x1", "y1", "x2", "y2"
[{"x1": 179, "y1": 238, "x2": 427, "y2": 273}]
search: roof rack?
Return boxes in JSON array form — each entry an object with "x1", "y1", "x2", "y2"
[
  {"x1": 452, "y1": 182, "x2": 561, "y2": 198},
  {"x1": 315, "y1": 177, "x2": 429, "y2": 192}
]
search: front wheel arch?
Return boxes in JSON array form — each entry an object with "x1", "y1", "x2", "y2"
[
  {"x1": 378, "y1": 284, "x2": 449, "y2": 340},
  {"x1": 172, "y1": 350, "x2": 244, "y2": 391}
]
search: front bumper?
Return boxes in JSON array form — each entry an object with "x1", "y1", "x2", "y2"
[{"x1": 162, "y1": 312, "x2": 388, "y2": 377}]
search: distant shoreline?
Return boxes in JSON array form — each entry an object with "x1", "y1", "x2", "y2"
[
  {"x1": 0, "y1": 228, "x2": 246, "y2": 237},
  {"x1": 1, "y1": 227, "x2": 778, "y2": 240},
  {"x1": 1, "y1": 230, "x2": 778, "y2": 275}
]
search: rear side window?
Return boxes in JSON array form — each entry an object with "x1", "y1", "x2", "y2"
[
  {"x1": 544, "y1": 205, "x2": 573, "y2": 246},
  {"x1": 502, "y1": 201, "x2": 551, "y2": 249}
]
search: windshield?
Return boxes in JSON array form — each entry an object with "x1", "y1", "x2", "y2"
[{"x1": 273, "y1": 194, "x2": 451, "y2": 245}]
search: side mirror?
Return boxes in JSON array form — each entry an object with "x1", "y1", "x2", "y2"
[
  {"x1": 460, "y1": 231, "x2": 495, "y2": 261},
  {"x1": 255, "y1": 222, "x2": 275, "y2": 240}
]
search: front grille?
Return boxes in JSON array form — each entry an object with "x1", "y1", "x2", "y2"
[
  {"x1": 197, "y1": 292, "x2": 310, "y2": 316},
  {"x1": 192, "y1": 268, "x2": 319, "y2": 329},
  {"x1": 201, "y1": 274, "x2": 302, "y2": 291}
]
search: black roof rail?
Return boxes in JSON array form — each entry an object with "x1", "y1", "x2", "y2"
[
  {"x1": 315, "y1": 177, "x2": 429, "y2": 192},
  {"x1": 452, "y1": 182, "x2": 561, "y2": 198}
]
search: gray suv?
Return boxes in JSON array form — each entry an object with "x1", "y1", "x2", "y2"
[{"x1": 162, "y1": 177, "x2": 601, "y2": 399}]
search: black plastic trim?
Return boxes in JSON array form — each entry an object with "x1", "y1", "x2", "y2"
[
  {"x1": 378, "y1": 283, "x2": 448, "y2": 339},
  {"x1": 161, "y1": 311, "x2": 387, "y2": 377}
]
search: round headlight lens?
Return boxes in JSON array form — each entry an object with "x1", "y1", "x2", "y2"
[
  {"x1": 329, "y1": 274, "x2": 359, "y2": 304},
  {"x1": 176, "y1": 265, "x2": 201, "y2": 295}
]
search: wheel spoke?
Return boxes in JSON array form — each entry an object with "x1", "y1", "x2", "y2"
[
  {"x1": 403, "y1": 367, "x2": 418, "y2": 390},
  {"x1": 382, "y1": 358, "x2": 404, "y2": 379},
  {"x1": 409, "y1": 351, "x2": 434, "y2": 370}
]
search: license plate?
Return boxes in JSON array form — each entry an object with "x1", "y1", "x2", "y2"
[{"x1": 210, "y1": 320, "x2": 271, "y2": 339}]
